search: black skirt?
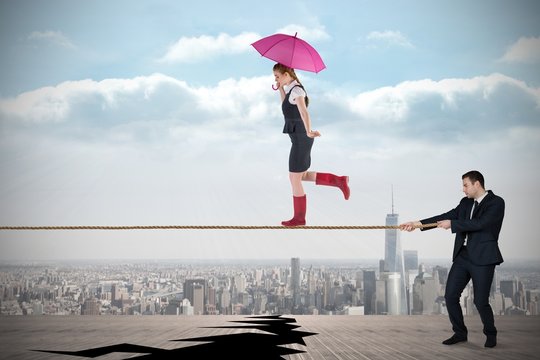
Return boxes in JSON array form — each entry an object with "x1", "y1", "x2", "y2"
[{"x1": 288, "y1": 133, "x2": 314, "y2": 173}]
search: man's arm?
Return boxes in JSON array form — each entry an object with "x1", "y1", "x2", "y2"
[
  {"x1": 400, "y1": 221, "x2": 422, "y2": 232},
  {"x1": 400, "y1": 200, "x2": 464, "y2": 232},
  {"x1": 450, "y1": 196, "x2": 505, "y2": 234}
]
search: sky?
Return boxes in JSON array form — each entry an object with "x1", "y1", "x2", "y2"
[{"x1": 0, "y1": 0, "x2": 539, "y2": 261}]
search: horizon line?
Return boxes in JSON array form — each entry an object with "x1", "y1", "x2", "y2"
[{"x1": 1, "y1": 257, "x2": 539, "y2": 263}]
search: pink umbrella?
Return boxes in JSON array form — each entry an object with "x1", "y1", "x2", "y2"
[{"x1": 251, "y1": 32, "x2": 326, "y2": 74}]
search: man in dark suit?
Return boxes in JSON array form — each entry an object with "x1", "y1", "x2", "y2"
[{"x1": 400, "y1": 170, "x2": 504, "y2": 348}]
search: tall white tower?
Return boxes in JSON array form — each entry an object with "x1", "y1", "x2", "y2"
[{"x1": 384, "y1": 186, "x2": 408, "y2": 314}]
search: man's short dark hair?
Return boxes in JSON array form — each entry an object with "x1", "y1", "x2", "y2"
[{"x1": 462, "y1": 170, "x2": 485, "y2": 189}]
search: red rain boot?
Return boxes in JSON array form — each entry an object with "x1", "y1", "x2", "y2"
[
  {"x1": 281, "y1": 195, "x2": 307, "y2": 227},
  {"x1": 315, "y1": 173, "x2": 350, "y2": 200}
]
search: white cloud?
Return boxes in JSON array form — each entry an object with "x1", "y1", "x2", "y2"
[
  {"x1": 1, "y1": 73, "x2": 538, "y2": 148},
  {"x1": 499, "y1": 36, "x2": 540, "y2": 63},
  {"x1": 275, "y1": 24, "x2": 331, "y2": 42},
  {"x1": 28, "y1": 30, "x2": 76, "y2": 49},
  {"x1": 366, "y1": 30, "x2": 414, "y2": 48},
  {"x1": 0, "y1": 73, "x2": 280, "y2": 147},
  {"x1": 343, "y1": 73, "x2": 540, "y2": 125},
  {"x1": 158, "y1": 32, "x2": 260, "y2": 63},
  {"x1": 157, "y1": 25, "x2": 330, "y2": 64},
  {"x1": 0, "y1": 74, "x2": 192, "y2": 123}
]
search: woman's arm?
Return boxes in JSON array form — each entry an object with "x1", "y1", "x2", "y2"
[
  {"x1": 277, "y1": 83, "x2": 286, "y2": 102},
  {"x1": 296, "y1": 96, "x2": 320, "y2": 137}
]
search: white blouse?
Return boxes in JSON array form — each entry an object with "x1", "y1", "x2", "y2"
[{"x1": 284, "y1": 80, "x2": 306, "y2": 105}]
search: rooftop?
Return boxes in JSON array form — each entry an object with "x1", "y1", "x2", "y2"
[{"x1": 1, "y1": 315, "x2": 539, "y2": 359}]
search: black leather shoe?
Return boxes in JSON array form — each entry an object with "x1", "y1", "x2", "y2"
[
  {"x1": 484, "y1": 335, "x2": 497, "y2": 348},
  {"x1": 442, "y1": 335, "x2": 467, "y2": 345}
]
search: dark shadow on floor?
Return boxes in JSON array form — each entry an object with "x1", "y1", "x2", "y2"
[{"x1": 34, "y1": 315, "x2": 318, "y2": 359}]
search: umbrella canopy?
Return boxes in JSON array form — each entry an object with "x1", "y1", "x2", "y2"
[{"x1": 251, "y1": 33, "x2": 326, "y2": 73}]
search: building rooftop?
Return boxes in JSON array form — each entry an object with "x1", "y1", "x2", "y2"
[{"x1": 1, "y1": 315, "x2": 539, "y2": 359}]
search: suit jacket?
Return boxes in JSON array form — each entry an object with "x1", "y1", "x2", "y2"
[{"x1": 420, "y1": 190, "x2": 505, "y2": 266}]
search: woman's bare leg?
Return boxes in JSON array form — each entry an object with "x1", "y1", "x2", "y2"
[
  {"x1": 289, "y1": 172, "x2": 306, "y2": 196},
  {"x1": 302, "y1": 171, "x2": 316, "y2": 182},
  {"x1": 289, "y1": 171, "x2": 316, "y2": 195}
]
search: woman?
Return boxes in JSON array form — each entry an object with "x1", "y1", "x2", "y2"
[{"x1": 273, "y1": 63, "x2": 350, "y2": 227}]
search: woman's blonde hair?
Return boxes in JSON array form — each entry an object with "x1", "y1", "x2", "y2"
[{"x1": 273, "y1": 63, "x2": 309, "y2": 106}]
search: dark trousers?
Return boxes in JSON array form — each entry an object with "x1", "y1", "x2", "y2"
[{"x1": 445, "y1": 247, "x2": 497, "y2": 338}]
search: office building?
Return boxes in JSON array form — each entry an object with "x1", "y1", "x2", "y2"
[
  {"x1": 184, "y1": 279, "x2": 207, "y2": 314},
  {"x1": 382, "y1": 272, "x2": 401, "y2": 315},
  {"x1": 375, "y1": 279, "x2": 386, "y2": 315},
  {"x1": 307, "y1": 265, "x2": 316, "y2": 296},
  {"x1": 193, "y1": 284, "x2": 204, "y2": 315},
  {"x1": 111, "y1": 283, "x2": 122, "y2": 307},
  {"x1": 403, "y1": 250, "x2": 418, "y2": 272},
  {"x1": 181, "y1": 298, "x2": 193, "y2": 316},
  {"x1": 384, "y1": 191, "x2": 407, "y2": 314},
  {"x1": 363, "y1": 270, "x2": 376, "y2": 315},
  {"x1": 500, "y1": 279, "x2": 519, "y2": 307},
  {"x1": 81, "y1": 298, "x2": 100, "y2": 315},
  {"x1": 219, "y1": 288, "x2": 231, "y2": 315},
  {"x1": 412, "y1": 271, "x2": 438, "y2": 315},
  {"x1": 434, "y1": 266, "x2": 448, "y2": 286},
  {"x1": 291, "y1": 257, "x2": 301, "y2": 308}
]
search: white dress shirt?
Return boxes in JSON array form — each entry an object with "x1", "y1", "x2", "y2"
[{"x1": 464, "y1": 190, "x2": 489, "y2": 246}]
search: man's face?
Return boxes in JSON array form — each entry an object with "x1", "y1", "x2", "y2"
[{"x1": 462, "y1": 177, "x2": 480, "y2": 198}]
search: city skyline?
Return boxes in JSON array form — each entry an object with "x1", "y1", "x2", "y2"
[
  {"x1": 2, "y1": 257, "x2": 538, "y2": 317},
  {"x1": 1, "y1": 1, "x2": 539, "y2": 261}
]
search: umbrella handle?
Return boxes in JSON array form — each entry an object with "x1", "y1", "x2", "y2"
[{"x1": 272, "y1": 84, "x2": 279, "y2": 91}]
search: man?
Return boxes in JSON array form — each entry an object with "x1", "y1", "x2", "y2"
[{"x1": 400, "y1": 170, "x2": 504, "y2": 348}]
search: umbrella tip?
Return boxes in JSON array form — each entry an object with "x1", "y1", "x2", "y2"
[{"x1": 294, "y1": 32, "x2": 298, "y2": 37}]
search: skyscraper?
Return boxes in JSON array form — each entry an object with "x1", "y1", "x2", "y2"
[
  {"x1": 184, "y1": 279, "x2": 207, "y2": 314},
  {"x1": 234, "y1": 274, "x2": 247, "y2": 293},
  {"x1": 307, "y1": 265, "x2": 316, "y2": 296},
  {"x1": 412, "y1": 271, "x2": 438, "y2": 315},
  {"x1": 363, "y1": 270, "x2": 376, "y2": 315},
  {"x1": 403, "y1": 250, "x2": 418, "y2": 272},
  {"x1": 383, "y1": 272, "x2": 401, "y2": 315},
  {"x1": 500, "y1": 279, "x2": 517, "y2": 300},
  {"x1": 403, "y1": 250, "x2": 419, "y2": 313},
  {"x1": 111, "y1": 283, "x2": 122, "y2": 308},
  {"x1": 193, "y1": 284, "x2": 204, "y2": 315},
  {"x1": 81, "y1": 298, "x2": 101, "y2": 315},
  {"x1": 323, "y1": 273, "x2": 332, "y2": 308},
  {"x1": 291, "y1": 257, "x2": 301, "y2": 308},
  {"x1": 384, "y1": 188, "x2": 408, "y2": 314},
  {"x1": 375, "y1": 279, "x2": 386, "y2": 314}
]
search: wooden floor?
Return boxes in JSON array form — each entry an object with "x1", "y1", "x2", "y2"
[{"x1": 0, "y1": 315, "x2": 539, "y2": 360}]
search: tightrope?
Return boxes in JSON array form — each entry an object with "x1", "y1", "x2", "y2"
[{"x1": 0, "y1": 224, "x2": 437, "y2": 231}]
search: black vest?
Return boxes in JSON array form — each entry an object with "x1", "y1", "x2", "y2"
[{"x1": 282, "y1": 85, "x2": 306, "y2": 134}]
